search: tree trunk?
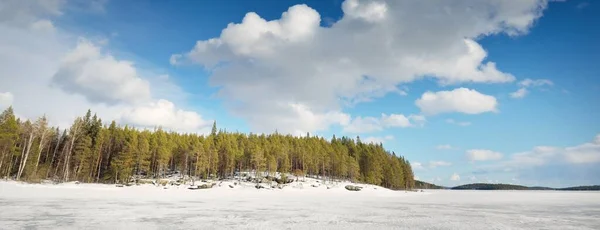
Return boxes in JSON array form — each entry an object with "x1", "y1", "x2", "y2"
[
  {"x1": 0, "y1": 151, "x2": 5, "y2": 177},
  {"x1": 53, "y1": 144, "x2": 66, "y2": 178},
  {"x1": 33, "y1": 130, "x2": 47, "y2": 176},
  {"x1": 95, "y1": 142, "x2": 104, "y2": 182},
  {"x1": 7, "y1": 155, "x2": 15, "y2": 179},
  {"x1": 17, "y1": 132, "x2": 35, "y2": 180},
  {"x1": 47, "y1": 135, "x2": 62, "y2": 178},
  {"x1": 63, "y1": 123, "x2": 80, "y2": 182}
]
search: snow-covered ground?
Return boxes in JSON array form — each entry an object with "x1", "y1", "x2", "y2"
[{"x1": 1, "y1": 180, "x2": 599, "y2": 230}]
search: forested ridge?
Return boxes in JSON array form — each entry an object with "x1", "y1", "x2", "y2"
[
  {"x1": 451, "y1": 183, "x2": 600, "y2": 191},
  {"x1": 0, "y1": 107, "x2": 415, "y2": 190}
]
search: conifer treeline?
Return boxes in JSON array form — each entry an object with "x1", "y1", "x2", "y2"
[{"x1": 0, "y1": 107, "x2": 415, "y2": 190}]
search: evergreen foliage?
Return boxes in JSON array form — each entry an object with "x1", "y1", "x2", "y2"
[{"x1": 0, "y1": 108, "x2": 415, "y2": 190}]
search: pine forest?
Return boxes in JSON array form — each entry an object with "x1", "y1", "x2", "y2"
[{"x1": 0, "y1": 107, "x2": 415, "y2": 190}]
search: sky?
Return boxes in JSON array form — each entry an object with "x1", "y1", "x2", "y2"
[{"x1": 0, "y1": 0, "x2": 598, "y2": 187}]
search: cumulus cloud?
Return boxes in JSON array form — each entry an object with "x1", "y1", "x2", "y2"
[
  {"x1": 174, "y1": 0, "x2": 550, "y2": 133},
  {"x1": 509, "y1": 135, "x2": 600, "y2": 166},
  {"x1": 510, "y1": 88, "x2": 528, "y2": 99},
  {"x1": 30, "y1": 19, "x2": 55, "y2": 33},
  {"x1": 119, "y1": 99, "x2": 211, "y2": 133},
  {"x1": 411, "y1": 162, "x2": 423, "y2": 170},
  {"x1": 416, "y1": 88, "x2": 498, "y2": 115},
  {"x1": 0, "y1": 92, "x2": 14, "y2": 110},
  {"x1": 0, "y1": 1, "x2": 209, "y2": 133},
  {"x1": 451, "y1": 173, "x2": 461, "y2": 181},
  {"x1": 518, "y1": 78, "x2": 553, "y2": 88},
  {"x1": 511, "y1": 78, "x2": 553, "y2": 99},
  {"x1": 466, "y1": 149, "x2": 504, "y2": 162},
  {"x1": 0, "y1": 0, "x2": 63, "y2": 28},
  {"x1": 472, "y1": 134, "x2": 600, "y2": 186},
  {"x1": 343, "y1": 113, "x2": 425, "y2": 133},
  {"x1": 51, "y1": 39, "x2": 152, "y2": 105}
]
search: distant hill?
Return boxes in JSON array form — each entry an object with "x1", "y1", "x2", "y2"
[
  {"x1": 414, "y1": 180, "x2": 445, "y2": 189},
  {"x1": 558, "y1": 185, "x2": 600, "y2": 191},
  {"x1": 452, "y1": 183, "x2": 529, "y2": 190},
  {"x1": 451, "y1": 183, "x2": 600, "y2": 191}
]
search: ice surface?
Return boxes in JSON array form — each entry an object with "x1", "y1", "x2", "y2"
[{"x1": 1, "y1": 180, "x2": 599, "y2": 230}]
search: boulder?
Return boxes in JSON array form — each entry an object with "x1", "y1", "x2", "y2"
[
  {"x1": 255, "y1": 184, "x2": 265, "y2": 189},
  {"x1": 345, "y1": 185, "x2": 362, "y2": 191},
  {"x1": 115, "y1": 184, "x2": 124, "y2": 188},
  {"x1": 275, "y1": 178, "x2": 294, "y2": 184},
  {"x1": 229, "y1": 184, "x2": 234, "y2": 188}
]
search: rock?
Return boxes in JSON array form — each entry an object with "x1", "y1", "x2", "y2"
[
  {"x1": 74, "y1": 181, "x2": 80, "y2": 184},
  {"x1": 116, "y1": 184, "x2": 124, "y2": 188},
  {"x1": 255, "y1": 184, "x2": 265, "y2": 189},
  {"x1": 311, "y1": 184, "x2": 319, "y2": 188},
  {"x1": 229, "y1": 184, "x2": 234, "y2": 188},
  {"x1": 275, "y1": 177, "x2": 294, "y2": 184},
  {"x1": 345, "y1": 185, "x2": 362, "y2": 191},
  {"x1": 198, "y1": 183, "x2": 214, "y2": 189}
]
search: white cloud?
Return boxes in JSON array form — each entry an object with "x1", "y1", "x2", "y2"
[
  {"x1": 119, "y1": 99, "x2": 211, "y2": 133},
  {"x1": 446, "y1": 119, "x2": 471, "y2": 126},
  {"x1": 518, "y1": 78, "x2": 553, "y2": 88},
  {"x1": 436, "y1": 145, "x2": 453, "y2": 150},
  {"x1": 30, "y1": 19, "x2": 55, "y2": 33},
  {"x1": 507, "y1": 135, "x2": 600, "y2": 166},
  {"x1": 51, "y1": 39, "x2": 152, "y2": 105},
  {"x1": 0, "y1": 0, "x2": 63, "y2": 28},
  {"x1": 466, "y1": 149, "x2": 504, "y2": 162},
  {"x1": 451, "y1": 173, "x2": 461, "y2": 181},
  {"x1": 363, "y1": 135, "x2": 394, "y2": 144},
  {"x1": 175, "y1": 0, "x2": 550, "y2": 133},
  {"x1": 510, "y1": 88, "x2": 528, "y2": 99},
  {"x1": 343, "y1": 113, "x2": 425, "y2": 134},
  {"x1": 411, "y1": 162, "x2": 423, "y2": 170},
  {"x1": 429, "y1": 161, "x2": 452, "y2": 168},
  {"x1": 342, "y1": 0, "x2": 388, "y2": 23},
  {"x1": 469, "y1": 176, "x2": 477, "y2": 181},
  {"x1": 0, "y1": 1, "x2": 209, "y2": 133},
  {"x1": 344, "y1": 116, "x2": 382, "y2": 133},
  {"x1": 511, "y1": 78, "x2": 553, "y2": 99},
  {"x1": 416, "y1": 88, "x2": 498, "y2": 115},
  {"x1": 0, "y1": 92, "x2": 14, "y2": 110}
]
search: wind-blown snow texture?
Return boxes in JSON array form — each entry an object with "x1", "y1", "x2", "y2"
[{"x1": 1, "y1": 181, "x2": 599, "y2": 230}]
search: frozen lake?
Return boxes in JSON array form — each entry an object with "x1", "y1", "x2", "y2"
[{"x1": 1, "y1": 181, "x2": 599, "y2": 230}]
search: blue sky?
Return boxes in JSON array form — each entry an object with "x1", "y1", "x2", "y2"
[{"x1": 0, "y1": 0, "x2": 598, "y2": 187}]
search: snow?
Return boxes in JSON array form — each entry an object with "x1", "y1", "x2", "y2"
[{"x1": 1, "y1": 180, "x2": 599, "y2": 230}]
